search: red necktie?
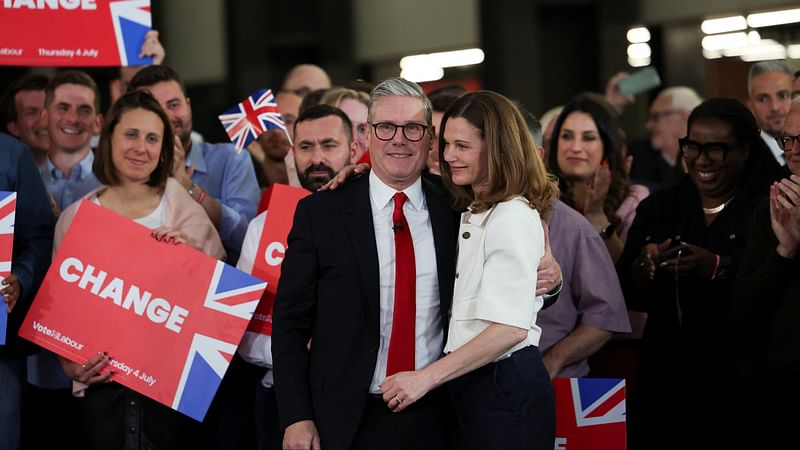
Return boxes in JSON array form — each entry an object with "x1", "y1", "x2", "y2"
[{"x1": 386, "y1": 192, "x2": 416, "y2": 376}]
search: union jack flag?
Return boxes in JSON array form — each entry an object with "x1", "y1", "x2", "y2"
[
  {"x1": 172, "y1": 261, "x2": 266, "y2": 420},
  {"x1": 109, "y1": 0, "x2": 153, "y2": 66},
  {"x1": 218, "y1": 89, "x2": 289, "y2": 153},
  {"x1": 554, "y1": 378, "x2": 626, "y2": 450},
  {"x1": 0, "y1": 191, "x2": 16, "y2": 345}
]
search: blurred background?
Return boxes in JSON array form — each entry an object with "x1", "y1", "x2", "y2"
[{"x1": 4, "y1": 0, "x2": 800, "y2": 144}]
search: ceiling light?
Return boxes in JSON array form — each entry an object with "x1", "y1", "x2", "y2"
[
  {"x1": 701, "y1": 32, "x2": 748, "y2": 51},
  {"x1": 626, "y1": 27, "x2": 650, "y2": 44},
  {"x1": 747, "y1": 8, "x2": 800, "y2": 28},
  {"x1": 627, "y1": 43, "x2": 651, "y2": 59},
  {"x1": 701, "y1": 16, "x2": 747, "y2": 34}
]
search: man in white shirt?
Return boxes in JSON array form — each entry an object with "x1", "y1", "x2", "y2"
[{"x1": 747, "y1": 61, "x2": 792, "y2": 168}]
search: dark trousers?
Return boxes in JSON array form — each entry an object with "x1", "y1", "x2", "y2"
[
  {"x1": 448, "y1": 346, "x2": 555, "y2": 450},
  {"x1": 351, "y1": 388, "x2": 451, "y2": 450}
]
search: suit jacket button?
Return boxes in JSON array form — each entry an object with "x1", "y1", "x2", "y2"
[
  {"x1": 462, "y1": 232, "x2": 470, "y2": 239},
  {"x1": 455, "y1": 272, "x2": 459, "y2": 279}
]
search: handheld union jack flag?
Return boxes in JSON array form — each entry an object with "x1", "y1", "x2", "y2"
[
  {"x1": 554, "y1": 378, "x2": 626, "y2": 449},
  {"x1": 218, "y1": 89, "x2": 289, "y2": 153},
  {"x1": 0, "y1": 191, "x2": 17, "y2": 345}
]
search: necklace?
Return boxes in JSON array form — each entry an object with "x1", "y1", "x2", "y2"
[{"x1": 702, "y1": 198, "x2": 732, "y2": 215}]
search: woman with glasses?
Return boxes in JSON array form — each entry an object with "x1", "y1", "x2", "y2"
[
  {"x1": 619, "y1": 98, "x2": 779, "y2": 449},
  {"x1": 547, "y1": 93, "x2": 649, "y2": 263}
]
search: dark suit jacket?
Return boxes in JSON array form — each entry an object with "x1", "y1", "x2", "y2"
[{"x1": 272, "y1": 174, "x2": 458, "y2": 449}]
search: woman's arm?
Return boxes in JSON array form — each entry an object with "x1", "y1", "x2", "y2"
[{"x1": 380, "y1": 322, "x2": 527, "y2": 412}]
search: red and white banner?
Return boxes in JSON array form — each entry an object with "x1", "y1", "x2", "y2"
[
  {"x1": 247, "y1": 184, "x2": 309, "y2": 336},
  {"x1": 19, "y1": 201, "x2": 266, "y2": 421},
  {"x1": 0, "y1": 191, "x2": 16, "y2": 345},
  {"x1": 0, "y1": 0, "x2": 152, "y2": 67},
  {"x1": 554, "y1": 378, "x2": 627, "y2": 450}
]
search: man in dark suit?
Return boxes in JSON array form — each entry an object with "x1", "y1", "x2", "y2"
[{"x1": 273, "y1": 77, "x2": 458, "y2": 450}]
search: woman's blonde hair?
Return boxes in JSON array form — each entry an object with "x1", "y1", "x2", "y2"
[{"x1": 438, "y1": 90, "x2": 558, "y2": 217}]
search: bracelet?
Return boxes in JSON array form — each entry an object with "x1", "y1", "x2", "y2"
[
  {"x1": 710, "y1": 254, "x2": 721, "y2": 280},
  {"x1": 196, "y1": 187, "x2": 206, "y2": 204}
]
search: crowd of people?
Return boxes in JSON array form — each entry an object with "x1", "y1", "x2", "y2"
[{"x1": 0, "y1": 31, "x2": 798, "y2": 450}]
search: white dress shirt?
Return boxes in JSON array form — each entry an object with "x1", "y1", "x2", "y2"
[
  {"x1": 444, "y1": 196, "x2": 544, "y2": 356},
  {"x1": 368, "y1": 172, "x2": 442, "y2": 393},
  {"x1": 236, "y1": 211, "x2": 275, "y2": 388},
  {"x1": 762, "y1": 130, "x2": 786, "y2": 166}
]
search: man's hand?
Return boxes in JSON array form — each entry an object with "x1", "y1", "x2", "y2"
[
  {"x1": 172, "y1": 137, "x2": 195, "y2": 190},
  {"x1": 1, "y1": 273, "x2": 20, "y2": 313},
  {"x1": 605, "y1": 71, "x2": 635, "y2": 112},
  {"x1": 536, "y1": 225, "x2": 562, "y2": 296},
  {"x1": 318, "y1": 163, "x2": 371, "y2": 191},
  {"x1": 283, "y1": 420, "x2": 321, "y2": 450}
]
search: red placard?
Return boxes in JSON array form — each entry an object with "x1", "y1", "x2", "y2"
[
  {"x1": 247, "y1": 184, "x2": 309, "y2": 335},
  {"x1": 0, "y1": 0, "x2": 152, "y2": 67},
  {"x1": 0, "y1": 192, "x2": 16, "y2": 345},
  {"x1": 554, "y1": 378, "x2": 627, "y2": 450},
  {"x1": 19, "y1": 201, "x2": 266, "y2": 421}
]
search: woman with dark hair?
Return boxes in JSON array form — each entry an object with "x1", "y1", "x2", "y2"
[
  {"x1": 619, "y1": 98, "x2": 779, "y2": 449},
  {"x1": 548, "y1": 93, "x2": 649, "y2": 262},
  {"x1": 54, "y1": 89, "x2": 224, "y2": 449}
]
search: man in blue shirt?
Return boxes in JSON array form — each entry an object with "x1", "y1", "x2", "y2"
[
  {"x1": 0, "y1": 132, "x2": 54, "y2": 450},
  {"x1": 128, "y1": 66, "x2": 259, "y2": 264},
  {"x1": 38, "y1": 71, "x2": 103, "y2": 214}
]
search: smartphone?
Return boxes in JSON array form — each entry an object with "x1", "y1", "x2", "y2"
[
  {"x1": 618, "y1": 67, "x2": 662, "y2": 97},
  {"x1": 656, "y1": 243, "x2": 692, "y2": 264}
]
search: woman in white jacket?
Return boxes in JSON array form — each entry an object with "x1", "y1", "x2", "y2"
[{"x1": 380, "y1": 90, "x2": 558, "y2": 450}]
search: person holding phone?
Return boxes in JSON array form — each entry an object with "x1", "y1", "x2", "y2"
[
  {"x1": 547, "y1": 93, "x2": 649, "y2": 263},
  {"x1": 619, "y1": 98, "x2": 780, "y2": 449},
  {"x1": 731, "y1": 101, "x2": 800, "y2": 449}
]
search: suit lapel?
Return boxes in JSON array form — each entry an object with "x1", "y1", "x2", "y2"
[
  {"x1": 345, "y1": 176, "x2": 381, "y2": 321},
  {"x1": 423, "y1": 176, "x2": 457, "y2": 331}
]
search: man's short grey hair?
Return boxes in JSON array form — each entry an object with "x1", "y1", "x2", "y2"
[
  {"x1": 660, "y1": 86, "x2": 702, "y2": 112},
  {"x1": 747, "y1": 61, "x2": 792, "y2": 94},
  {"x1": 368, "y1": 77, "x2": 433, "y2": 127}
]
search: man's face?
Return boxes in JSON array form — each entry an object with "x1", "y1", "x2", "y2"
[
  {"x1": 257, "y1": 92, "x2": 302, "y2": 161},
  {"x1": 748, "y1": 70, "x2": 792, "y2": 137},
  {"x1": 645, "y1": 94, "x2": 688, "y2": 157},
  {"x1": 793, "y1": 76, "x2": 800, "y2": 101},
  {"x1": 46, "y1": 83, "x2": 101, "y2": 154},
  {"x1": 8, "y1": 89, "x2": 49, "y2": 154},
  {"x1": 293, "y1": 115, "x2": 354, "y2": 191},
  {"x1": 144, "y1": 80, "x2": 193, "y2": 148},
  {"x1": 276, "y1": 91, "x2": 302, "y2": 141},
  {"x1": 366, "y1": 95, "x2": 431, "y2": 190},
  {"x1": 782, "y1": 107, "x2": 800, "y2": 176},
  {"x1": 339, "y1": 98, "x2": 368, "y2": 163}
]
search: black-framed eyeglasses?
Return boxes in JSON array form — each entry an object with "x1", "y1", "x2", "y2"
[
  {"x1": 776, "y1": 134, "x2": 800, "y2": 151},
  {"x1": 371, "y1": 122, "x2": 428, "y2": 142},
  {"x1": 678, "y1": 138, "x2": 737, "y2": 162}
]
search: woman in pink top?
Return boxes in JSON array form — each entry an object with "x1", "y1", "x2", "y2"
[{"x1": 547, "y1": 92, "x2": 649, "y2": 262}]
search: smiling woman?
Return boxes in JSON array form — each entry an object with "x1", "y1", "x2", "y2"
[
  {"x1": 619, "y1": 97, "x2": 781, "y2": 449},
  {"x1": 49, "y1": 89, "x2": 225, "y2": 450}
]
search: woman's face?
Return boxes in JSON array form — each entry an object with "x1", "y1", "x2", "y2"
[
  {"x1": 556, "y1": 111, "x2": 604, "y2": 181},
  {"x1": 442, "y1": 116, "x2": 488, "y2": 194},
  {"x1": 684, "y1": 117, "x2": 749, "y2": 200},
  {"x1": 111, "y1": 108, "x2": 165, "y2": 185}
]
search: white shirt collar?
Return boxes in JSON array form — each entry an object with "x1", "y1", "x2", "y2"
[
  {"x1": 761, "y1": 130, "x2": 786, "y2": 165},
  {"x1": 369, "y1": 171, "x2": 424, "y2": 211}
]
